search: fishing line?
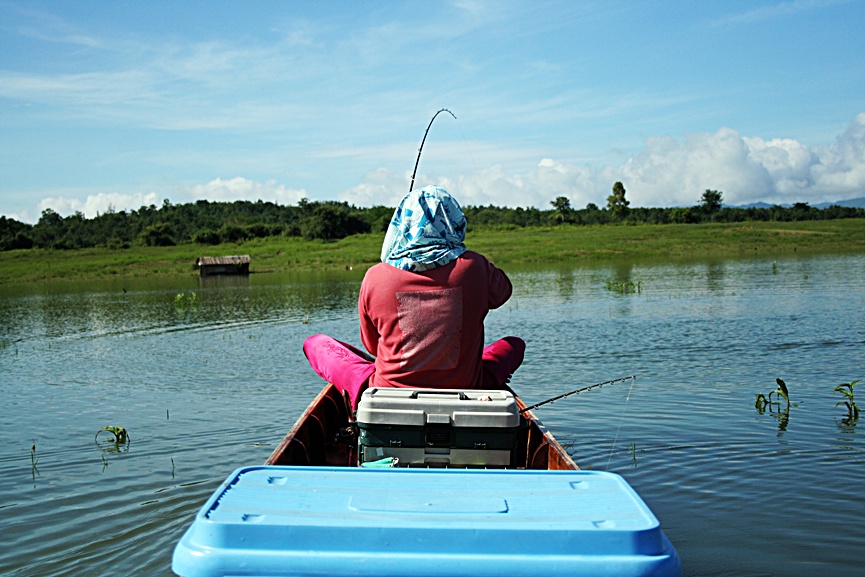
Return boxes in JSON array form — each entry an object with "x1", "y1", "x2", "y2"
[
  {"x1": 605, "y1": 376, "x2": 637, "y2": 471},
  {"x1": 451, "y1": 115, "x2": 489, "y2": 201},
  {"x1": 409, "y1": 108, "x2": 489, "y2": 202}
]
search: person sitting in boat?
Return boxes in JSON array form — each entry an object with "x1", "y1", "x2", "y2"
[{"x1": 303, "y1": 185, "x2": 525, "y2": 408}]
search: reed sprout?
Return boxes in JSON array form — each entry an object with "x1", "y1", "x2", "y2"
[
  {"x1": 755, "y1": 378, "x2": 791, "y2": 413},
  {"x1": 834, "y1": 380, "x2": 859, "y2": 422},
  {"x1": 96, "y1": 425, "x2": 130, "y2": 445},
  {"x1": 771, "y1": 378, "x2": 790, "y2": 406},
  {"x1": 30, "y1": 440, "x2": 40, "y2": 479}
]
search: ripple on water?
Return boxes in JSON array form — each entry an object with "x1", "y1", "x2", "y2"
[{"x1": 1, "y1": 255, "x2": 863, "y2": 577}]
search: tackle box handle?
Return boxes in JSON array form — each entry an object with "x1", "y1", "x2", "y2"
[{"x1": 409, "y1": 390, "x2": 470, "y2": 400}]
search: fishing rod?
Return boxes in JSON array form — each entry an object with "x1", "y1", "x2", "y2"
[
  {"x1": 519, "y1": 375, "x2": 636, "y2": 413},
  {"x1": 409, "y1": 108, "x2": 456, "y2": 193}
]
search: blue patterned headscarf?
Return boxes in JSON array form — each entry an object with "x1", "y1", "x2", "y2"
[{"x1": 381, "y1": 186, "x2": 467, "y2": 272}]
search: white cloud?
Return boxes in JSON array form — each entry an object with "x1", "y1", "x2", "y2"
[
  {"x1": 744, "y1": 136, "x2": 816, "y2": 195},
  {"x1": 391, "y1": 113, "x2": 865, "y2": 210},
  {"x1": 37, "y1": 191, "x2": 161, "y2": 219},
  {"x1": 182, "y1": 177, "x2": 308, "y2": 206},
  {"x1": 28, "y1": 177, "x2": 307, "y2": 221},
  {"x1": 18, "y1": 115, "x2": 865, "y2": 223},
  {"x1": 811, "y1": 112, "x2": 865, "y2": 193},
  {"x1": 614, "y1": 114, "x2": 865, "y2": 206},
  {"x1": 336, "y1": 168, "x2": 409, "y2": 208},
  {"x1": 618, "y1": 128, "x2": 776, "y2": 206},
  {"x1": 451, "y1": 161, "x2": 604, "y2": 209}
]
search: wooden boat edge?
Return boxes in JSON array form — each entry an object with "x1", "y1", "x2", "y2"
[{"x1": 265, "y1": 383, "x2": 579, "y2": 470}]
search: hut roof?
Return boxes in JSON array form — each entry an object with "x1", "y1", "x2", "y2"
[{"x1": 196, "y1": 255, "x2": 251, "y2": 267}]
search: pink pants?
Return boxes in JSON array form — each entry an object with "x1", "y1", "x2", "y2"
[{"x1": 302, "y1": 334, "x2": 526, "y2": 408}]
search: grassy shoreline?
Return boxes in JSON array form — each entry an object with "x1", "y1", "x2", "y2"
[{"x1": 1, "y1": 219, "x2": 863, "y2": 285}]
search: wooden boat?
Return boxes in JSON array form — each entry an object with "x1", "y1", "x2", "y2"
[
  {"x1": 172, "y1": 383, "x2": 682, "y2": 577},
  {"x1": 264, "y1": 383, "x2": 577, "y2": 470}
]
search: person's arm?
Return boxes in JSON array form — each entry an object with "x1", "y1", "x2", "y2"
[{"x1": 486, "y1": 258, "x2": 513, "y2": 309}]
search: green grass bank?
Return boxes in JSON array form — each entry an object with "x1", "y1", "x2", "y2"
[{"x1": 2, "y1": 219, "x2": 863, "y2": 285}]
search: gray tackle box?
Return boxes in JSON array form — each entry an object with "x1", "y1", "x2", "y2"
[{"x1": 356, "y1": 387, "x2": 524, "y2": 467}]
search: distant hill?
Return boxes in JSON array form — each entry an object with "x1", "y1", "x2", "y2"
[
  {"x1": 816, "y1": 197, "x2": 865, "y2": 209},
  {"x1": 736, "y1": 197, "x2": 865, "y2": 210}
]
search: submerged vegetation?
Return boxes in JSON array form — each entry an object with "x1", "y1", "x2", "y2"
[
  {"x1": 174, "y1": 291, "x2": 199, "y2": 310},
  {"x1": 605, "y1": 280, "x2": 642, "y2": 294}
]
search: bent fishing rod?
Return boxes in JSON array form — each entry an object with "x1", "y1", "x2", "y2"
[
  {"x1": 409, "y1": 108, "x2": 457, "y2": 193},
  {"x1": 519, "y1": 375, "x2": 636, "y2": 413}
]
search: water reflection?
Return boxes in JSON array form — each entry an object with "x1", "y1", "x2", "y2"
[
  {"x1": 705, "y1": 260, "x2": 726, "y2": 292},
  {"x1": 553, "y1": 268, "x2": 576, "y2": 300},
  {"x1": 835, "y1": 417, "x2": 858, "y2": 436},
  {"x1": 772, "y1": 405, "x2": 791, "y2": 433},
  {"x1": 197, "y1": 274, "x2": 251, "y2": 289}
]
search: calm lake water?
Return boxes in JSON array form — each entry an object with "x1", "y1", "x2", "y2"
[{"x1": 1, "y1": 253, "x2": 863, "y2": 576}]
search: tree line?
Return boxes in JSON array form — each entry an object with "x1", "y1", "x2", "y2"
[{"x1": 1, "y1": 184, "x2": 863, "y2": 252}]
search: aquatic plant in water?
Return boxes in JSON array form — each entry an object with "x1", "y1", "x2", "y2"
[
  {"x1": 31, "y1": 440, "x2": 40, "y2": 479},
  {"x1": 755, "y1": 378, "x2": 791, "y2": 412},
  {"x1": 96, "y1": 426, "x2": 130, "y2": 471},
  {"x1": 604, "y1": 280, "x2": 642, "y2": 294},
  {"x1": 754, "y1": 393, "x2": 768, "y2": 410},
  {"x1": 96, "y1": 425, "x2": 130, "y2": 445},
  {"x1": 834, "y1": 380, "x2": 859, "y2": 422},
  {"x1": 174, "y1": 291, "x2": 199, "y2": 310},
  {"x1": 771, "y1": 378, "x2": 790, "y2": 406}
]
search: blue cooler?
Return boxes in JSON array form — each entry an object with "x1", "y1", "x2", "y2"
[{"x1": 172, "y1": 466, "x2": 681, "y2": 577}]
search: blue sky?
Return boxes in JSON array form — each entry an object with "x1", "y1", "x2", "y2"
[{"x1": 2, "y1": 0, "x2": 864, "y2": 223}]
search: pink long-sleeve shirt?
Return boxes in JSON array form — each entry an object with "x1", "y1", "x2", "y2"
[{"x1": 359, "y1": 251, "x2": 512, "y2": 390}]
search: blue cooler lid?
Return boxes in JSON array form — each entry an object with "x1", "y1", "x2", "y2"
[{"x1": 172, "y1": 466, "x2": 680, "y2": 577}]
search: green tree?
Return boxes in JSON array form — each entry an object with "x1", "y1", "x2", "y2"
[
  {"x1": 301, "y1": 203, "x2": 366, "y2": 241},
  {"x1": 218, "y1": 224, "x2": 247, "y2": 243},
  {"x1": 140, "y1": 223, "x2": 176, "y2": 246},
  {"x1": 670, "y1": 207, "x2": 697, "y2": 224},
  {"x1": 32, "y1": 208, "x2": 65, "y2": 248},
  {"x1": 362, "y1": 205, "x2": 396, "y2": 233},
  {"x1": 550, "y1": 196, "x2": 572, "y2": 223},
  {"x1": 606, "y1": 182, "x2": 630, "y2": 222},
  {"x1": 790, "y1": 202, "x2": 814, "y2": 221},
  {"x1": 193, "y1": 229, "x2": 221, "y2": 245},
  {"x1": 699, "y1": 189, "x2": 723, "y2": 220}
]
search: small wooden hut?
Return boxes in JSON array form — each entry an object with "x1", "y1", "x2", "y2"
[{"x1": 195, "y1": 255, "x2": 251, "y2": 277}]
